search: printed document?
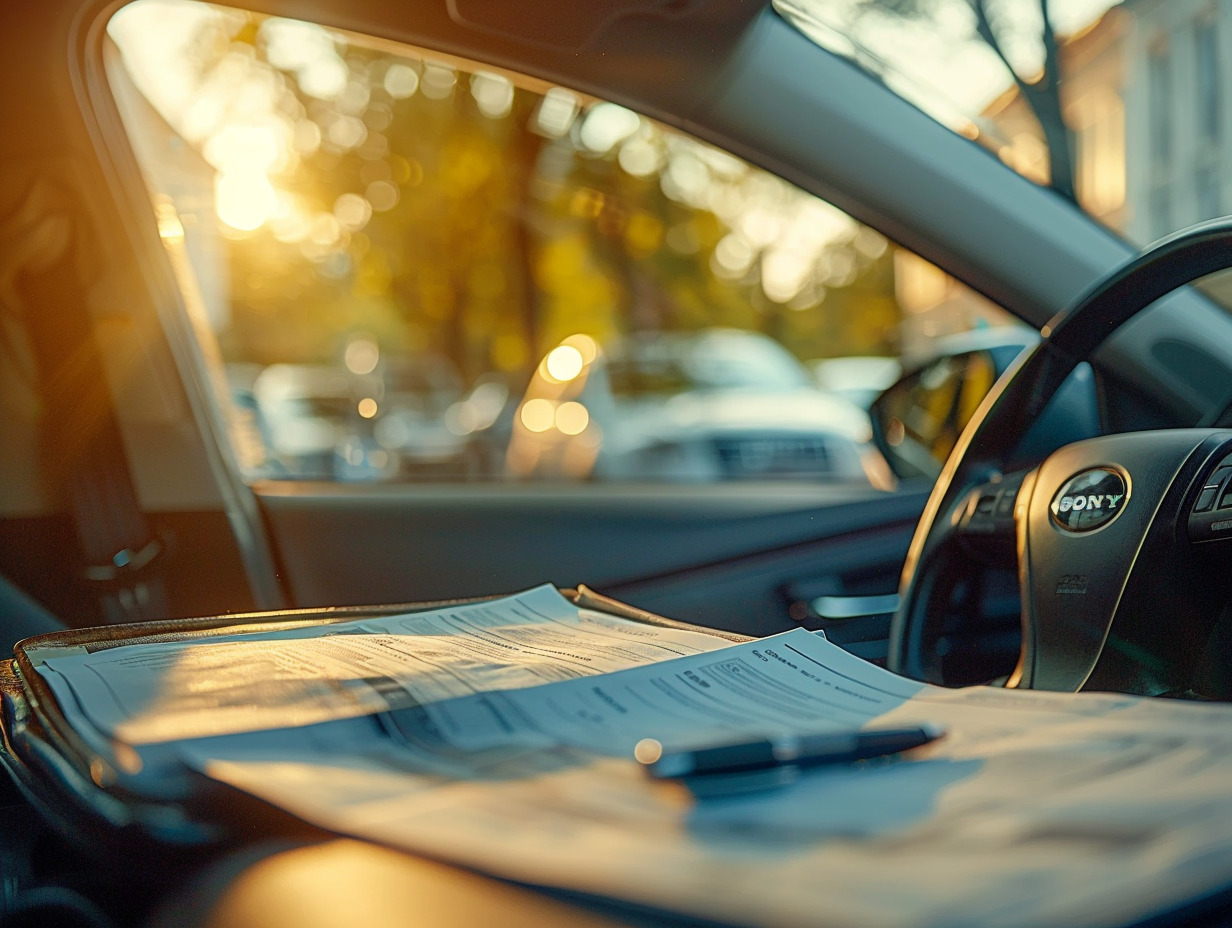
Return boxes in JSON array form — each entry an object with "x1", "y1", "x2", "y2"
[
  {"x1": 36, "y1": 585, "x2": 734, "y2": 743},
  {"x1": 184, "y1": 629, "x2": 1232, "y2": 928}
]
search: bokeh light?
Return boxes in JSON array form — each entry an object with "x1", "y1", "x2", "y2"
[
  {"x1": 299, "y1": 56, "x2": 348, "y2": 100},
  {"x1": 205, "y1": 125, "x2": 283, "y2": 231},
  {"x1": 534, "y1": 87, "x2": 580, "y2": 137},
  {"x1": 618, "y1": 138, "x2": 660, "y2": 177},
  {"x1": 471, "y1": 71, "x2": 514, "y2": 119},
  {"x1": 344, "y1": 336, "x2": 380, "y2": 374},
  {"x1": 520, "y1": 398, "x2": 556, "y2": 433},
  {"x1": 383, "y1": 63, "x2": 419, "y2": 98},
  {"x1": 555, "y1": 401, "x2": 589, "y2": 436},
  {"x1": 544, "y1": 345, "x2": 585, "y2": 382},
  {"x1": 633, "y1": 738, "x2": 663, "y2": 765},
  {"x1": 561, "y1": 333, "x2": 599, "y2": 364},
  {"x1": 579, "y1": 103, "x2": 641, "y2": 154},
  {"x1": 327, "y1": 115, "x2": 367, "y2": 150},
  {"x1": 334, "y1": 193, "x2": 373, "y2": 231},
  {"x1": 215, "y1": 172, "x2": 277, "y2": 231},
  {"x1": 421, "y1": 62, "x2": 456, "y2": 99},
  {"x1": 366, "y1": 180, "x2": 399, "y2": 212}
]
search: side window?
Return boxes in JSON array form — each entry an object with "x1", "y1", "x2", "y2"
[{"x1": 106, "y1": 0, "x2": 1015, "y2": 488}]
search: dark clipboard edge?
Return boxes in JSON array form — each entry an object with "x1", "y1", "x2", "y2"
[{"x1": 569, "y1": 585, "x2": 752, "y2": 644}]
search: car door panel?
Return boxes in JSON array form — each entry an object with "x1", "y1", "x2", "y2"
[{"x1": 255, "y1": 483, "x2": 928, "y2": 637}]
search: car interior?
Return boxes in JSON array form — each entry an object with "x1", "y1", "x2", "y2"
[{"x1": 5, "y1": 0, "x2": 1232, "y2": 925}]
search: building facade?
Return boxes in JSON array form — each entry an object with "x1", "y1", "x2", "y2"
[{"x1": 1125, "y1": 0, "x2": 1230, "y2": 244}]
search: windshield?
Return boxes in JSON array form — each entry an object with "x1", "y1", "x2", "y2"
[{"x1": 775, "y1": 0, "x2": 1223, "y2": 253}]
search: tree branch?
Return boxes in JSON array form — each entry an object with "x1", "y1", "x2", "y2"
[
  {"x1": 1038, "y1": 0, "x2": 1061, "y2": 95},
  {"x1": 970, "y1": 0, "x2": 1075, "y2": 202}
]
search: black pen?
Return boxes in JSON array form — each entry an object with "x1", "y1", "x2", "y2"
[{"x1": 638, "y1": 724, "x2": 945, "y2": 780}]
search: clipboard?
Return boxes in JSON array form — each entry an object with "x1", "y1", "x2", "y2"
[{"x1": 0, "y1": 585, "x2": 748, "y2": 864}]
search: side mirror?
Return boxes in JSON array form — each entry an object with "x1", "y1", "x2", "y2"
[{"x1": 869, "y1": 349, "x2": 1000, "y2": 481}]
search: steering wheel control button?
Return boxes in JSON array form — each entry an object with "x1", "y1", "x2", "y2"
[
  {"x1": 1219, "y1": 480, "x2": 1232, "y2": 510},
  {"x1": 956, "y1": 473, "x2": 1026, "y2": 565},
  {"x1": 1188, "y1": 452, "x2": 1232, "y2": 541},
  {"x1": 1050, "y1": 468, "x2": 1129, "y2": 533},
  {"x1": 994, "y1": 491, "x2": 1016, "y2": 518},
  {"x1": 1195, "y1": 485, "x2": 1220, "y2": 512}
]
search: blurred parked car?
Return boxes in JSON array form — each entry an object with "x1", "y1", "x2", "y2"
[
  {"x1": 251, "y1": 364, "x2": 354, "y2": 478},
  {"x1": 503, "y1": 329, "x2": 887, "y2": 483},
  {"x1": 249, "y1": 356, "x2": 480, "y2": 481},
  {"x1": 810, "y1": 356, "x2": 902, "y2": 408},
  {"x1": 372, "y1": 356, "x2": 471, "y2": 478}
]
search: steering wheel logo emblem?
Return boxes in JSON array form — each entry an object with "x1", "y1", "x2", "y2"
[{"x1": 1050, "y1": 468, "x2": 1129, "y2": 533}]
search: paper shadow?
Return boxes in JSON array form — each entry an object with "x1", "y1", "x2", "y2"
[{"x1": 684, "y1": 758, "x2": 984, "y2": 854}]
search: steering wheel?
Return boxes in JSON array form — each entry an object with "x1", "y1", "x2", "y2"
[{"x1": 887, "y1": 219, "x2": 1232, "y2": 697}]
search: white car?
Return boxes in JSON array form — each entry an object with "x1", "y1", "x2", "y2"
[{"x1": 504, "y1": 329, "x2": 882, "y2": 482}]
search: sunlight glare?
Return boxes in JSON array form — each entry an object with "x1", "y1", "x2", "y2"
[
  {"x1": 155, "y1": 198, "x2": 185, "y2": 243},
  {"x1": 261, "y1": 18, "x2": 334, "y2": 72},
  {"x1": 300, "y1": 56, "x2": 349, "y2": 100},
  {"x1": 204, "y1": 125, "x2": 279, "y2": 173},
  {"x1": 762, "y1": 249, "x2": 812, "y2": 304},
  {"x1": 205, "y1": 126, "x2": 283, "y2": 231},
  {"x1": 215, "y1": 172, "x2": 277, "y2": 231}
]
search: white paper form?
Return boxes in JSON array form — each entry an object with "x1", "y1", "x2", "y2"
[
  {"x1": 383, "y1": 627, "x2": 925, "y2": 756},
  {"x1": 184, "y1": 630, "x2": 1232, "y2": 928},
  {"x1": 35, "y1": 585, "x2": 735, "y2": 745}
]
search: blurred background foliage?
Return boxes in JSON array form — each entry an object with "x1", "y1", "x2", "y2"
[{"x1": 124, "y1": 2, "x2": 904, "y2": 382}]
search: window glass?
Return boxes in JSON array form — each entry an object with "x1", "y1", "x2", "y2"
[
  {"x1": 775, "y1": 1, "x2": 1232, "y2": 254},
  {"x1": 107, "y1": 0, "x2": 1014, "y2": 487},
  {"x1": 1196, "y1": 19, "x2": 1220, "y2": 144},
  {"x1": 1148, "y1": 45, "x2": 1173, "y2": 170}
]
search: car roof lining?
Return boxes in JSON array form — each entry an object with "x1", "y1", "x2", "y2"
[{"x1": 226, "y1": 0, "x2": 766, "y2": 121}]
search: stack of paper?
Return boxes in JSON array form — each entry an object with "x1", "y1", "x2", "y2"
[{"x1": 36, "y1": 586, "x2": 1232, "y2": 928}]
